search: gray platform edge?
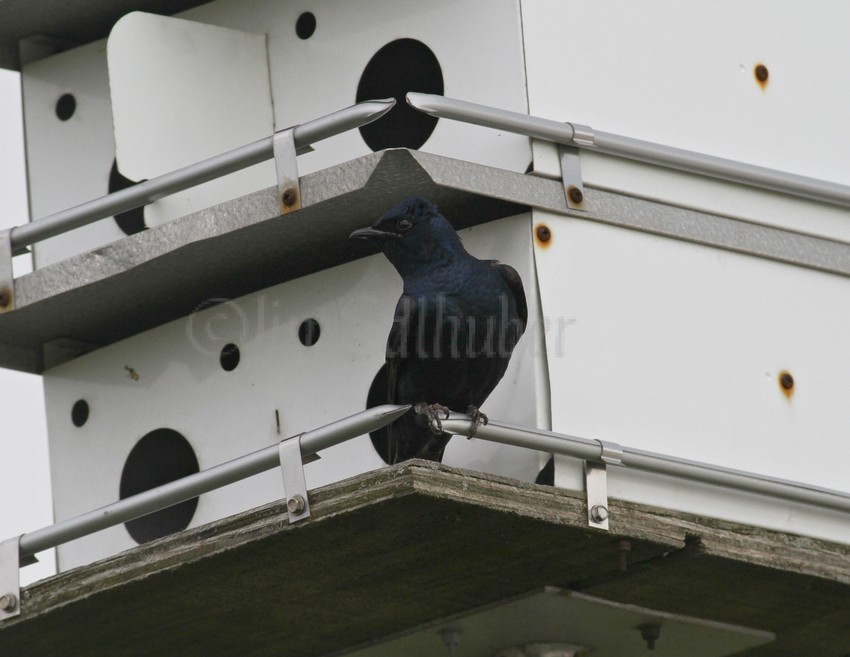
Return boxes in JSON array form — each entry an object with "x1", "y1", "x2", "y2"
[{"x1": 2, "y1": 148, "x2": 849, "y2": 374}]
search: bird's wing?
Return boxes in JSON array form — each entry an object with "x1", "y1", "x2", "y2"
[
  {"x1": 385, "y1": 294, "x2": 415, "y2": 402},
  {"x1": 492, "y1": 261, "x2": 528, "y2": 332},
  {"x1": 385, "y1": 294, "x2": 416, "y2": 464}
]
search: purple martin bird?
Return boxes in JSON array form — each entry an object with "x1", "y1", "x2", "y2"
[{"x1": 350, "y1": 196, "x2": 527, "y2": 464}]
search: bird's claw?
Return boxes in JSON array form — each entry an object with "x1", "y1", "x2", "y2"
[
  {"x1": 465, "y1": 405, "x2": 488, "y2": 438},
  {"x1": 415, "y1": 402, "x2": 451, "y2": 435}
]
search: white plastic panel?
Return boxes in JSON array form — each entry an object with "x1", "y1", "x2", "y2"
[
  {"x1": 522, "y1": 0, "x2": 850, "y2": 242},
  {"x1": 21, "y1": 42, "x2": 127, "y2": 268},
  {"x1": 24, "y1": 0, "x2": 530, "y2": 267},
  {"x1": 107, "y1": 12, "x2": 275, "y2": 227},
  {"x1": 534, "y1": 209, "x2": 850, "y2": 544},
  {"x1": 43, "y1": 215, "x2": 547, "y2": 570},
  {"x1": 182, "y1": 0, "x2": 531, "y2": 175}
]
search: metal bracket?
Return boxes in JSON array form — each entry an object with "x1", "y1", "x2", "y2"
[
  {"x1": 584, "y1": 439, "x2": 625, "y2": 530},
  {"x1": 596, "y1": 439, "x2": 624, "y2": 467},
  {"x1": 558, "y1": 145, "x2": 586, "y2": 211},
  {"x1": 0, "y1": 229, "x2": 15, "y2": 313},
  {"x1": 584, "y1": 461, "x2": 610, "y2": 530},
  {"x1": 279, "y1": 434, "x2": 311, "y2": 523},
  {"x1": 559, "y1": 122, "x2": 595, "y2": 212},
  {"x1": 569, "y1": 122, "x2": 596, "y2": 149},
  {"x1": 273, "y1": 127, "x2": 301, "y2": 214},
  {"x1": 0, "y1": 536, "x2": 21, "y2": 621}
]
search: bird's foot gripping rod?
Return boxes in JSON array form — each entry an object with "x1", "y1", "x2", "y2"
[{"x1": 421, "y1": 405, "x2": 489, "y2": 438}]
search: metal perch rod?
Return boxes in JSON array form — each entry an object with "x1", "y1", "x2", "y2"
[
  {"x1": 9, "y1": 98, "x2": 396, "y2": 253},
  {"x1": 406, "y1": 92, "x2": 850, "y2": 208}
]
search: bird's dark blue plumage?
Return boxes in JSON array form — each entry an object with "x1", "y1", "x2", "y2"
[{"x1": 351, "y1": 196, "x2": 527, "y2": 464}]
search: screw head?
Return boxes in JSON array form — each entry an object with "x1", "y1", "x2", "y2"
[
  {"x1": 0, "y1": 287, "x2": 11, "y2": 308},
  {"x1": 568, "y1": 186, "x2": 584, "y2": 204},
  {"x1": 590, "y1": 504, "x2": 609, "y2": 523},
  {"x1": 754, "y1": 63, "x2": 769, "y2": 83},
  {"x1": 0, "y1": 593, "x2": 17, "y2": 612},
  {"x1": 536, "y1": 224, "x2": 552, "y2": 243},
  {"x1": 780, "y1": 371, "x2": 794, "y2": 390},
  {"x1": 287, "y1": 495, "x2": 306, "y2": 515},
  {"x1": 638, "y1": 623, "x2": 661, "y2": 650},
  {"x1": 281, "y1": 187, "x2": 298, "y2": 207}
]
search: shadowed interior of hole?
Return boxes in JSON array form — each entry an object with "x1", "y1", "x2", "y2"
[
  {"x1": 356, "y1": 38, "x2": 443, "y2": 151},
  {"x1": 120, "y1": 428, "x2": 200, "y2": 544},
  {"x1": 109, "y1": 159, "x2": 147, "y2": 236},
  {"x1": 366, "y1": 363, "x2": 390, "y2": 464}
]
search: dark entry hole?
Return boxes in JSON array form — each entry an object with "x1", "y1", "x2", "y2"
[
  {"x1": 295, "y1": 12, "x2": 316, "y2": 39},
  {"x1": 220, "y1": 343, "x2": 240, "y2": 371},
  {"x1": 55, "y1": 93, "x2": 76, "y2": 121},
  {"x1": 298, "y1": 319, "x2": 320, "y2": 346},
  {"x1": 535, "y1": 456, "x2": 554, "y2": 486},
  {"x1": 71, "y1": 399, "x2": 89, "y2": 427},
  {"x1": 109, "y1": 159, "x2": 148, "y2": 235},
  {"x1": 356, "y1": 38, "x2": 443, "y2": 151},
  {"x1": 120, "y1": 428, "x2": 200, "y2": 544},
  {"x1": 366, "y1": 363, "x2": 391, "y2": 464}
]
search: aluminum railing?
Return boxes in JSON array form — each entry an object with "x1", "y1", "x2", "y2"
[
  {"x1": 17, "y1": 404, "x2": 409, "y2": 559},
  {"x1": 2, "y1": 405, "x2": 850, "y2": 619},
  {"x1": 438, "y1": 414, "x2": 850, "y2": 513},
  {"x1": 8, "y1": 92, "x2": 850, "y2": 257},
  {"x1": 6, "y1": 406, "x2": 850, "y2": 559},
  {"x1": 7, "y1": 407, "x2": 850, "y2": 561},
  {"x1": 6, "y1": 98, "x2": 396, "y2": 256},
  {"x1": 406, "y1": 92, "x2": 850, "y2": 208},
  {"x1": 13, "y1": 90, "x2": 849, "y2": 259}
]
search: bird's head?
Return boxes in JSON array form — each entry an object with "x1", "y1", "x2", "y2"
[{"x1": 350, "y1": 195, "x2": 466, "y2": 277}]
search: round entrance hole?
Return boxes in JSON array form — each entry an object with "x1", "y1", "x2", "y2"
[
  {"x1": 356, "y1": 39, "x2": 443, "y2": 151},
  {"x1": 120, "y1": 429, "x2": 200, "y2": 544}
]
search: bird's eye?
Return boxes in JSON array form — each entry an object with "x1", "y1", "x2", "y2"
[{"x1": 396, "y1": 218, "x2": 413, "y2": 232}]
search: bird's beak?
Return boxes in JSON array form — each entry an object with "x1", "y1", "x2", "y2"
[{"x1": 349, "y1": 227, "x2": 400, "y2": 240}]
